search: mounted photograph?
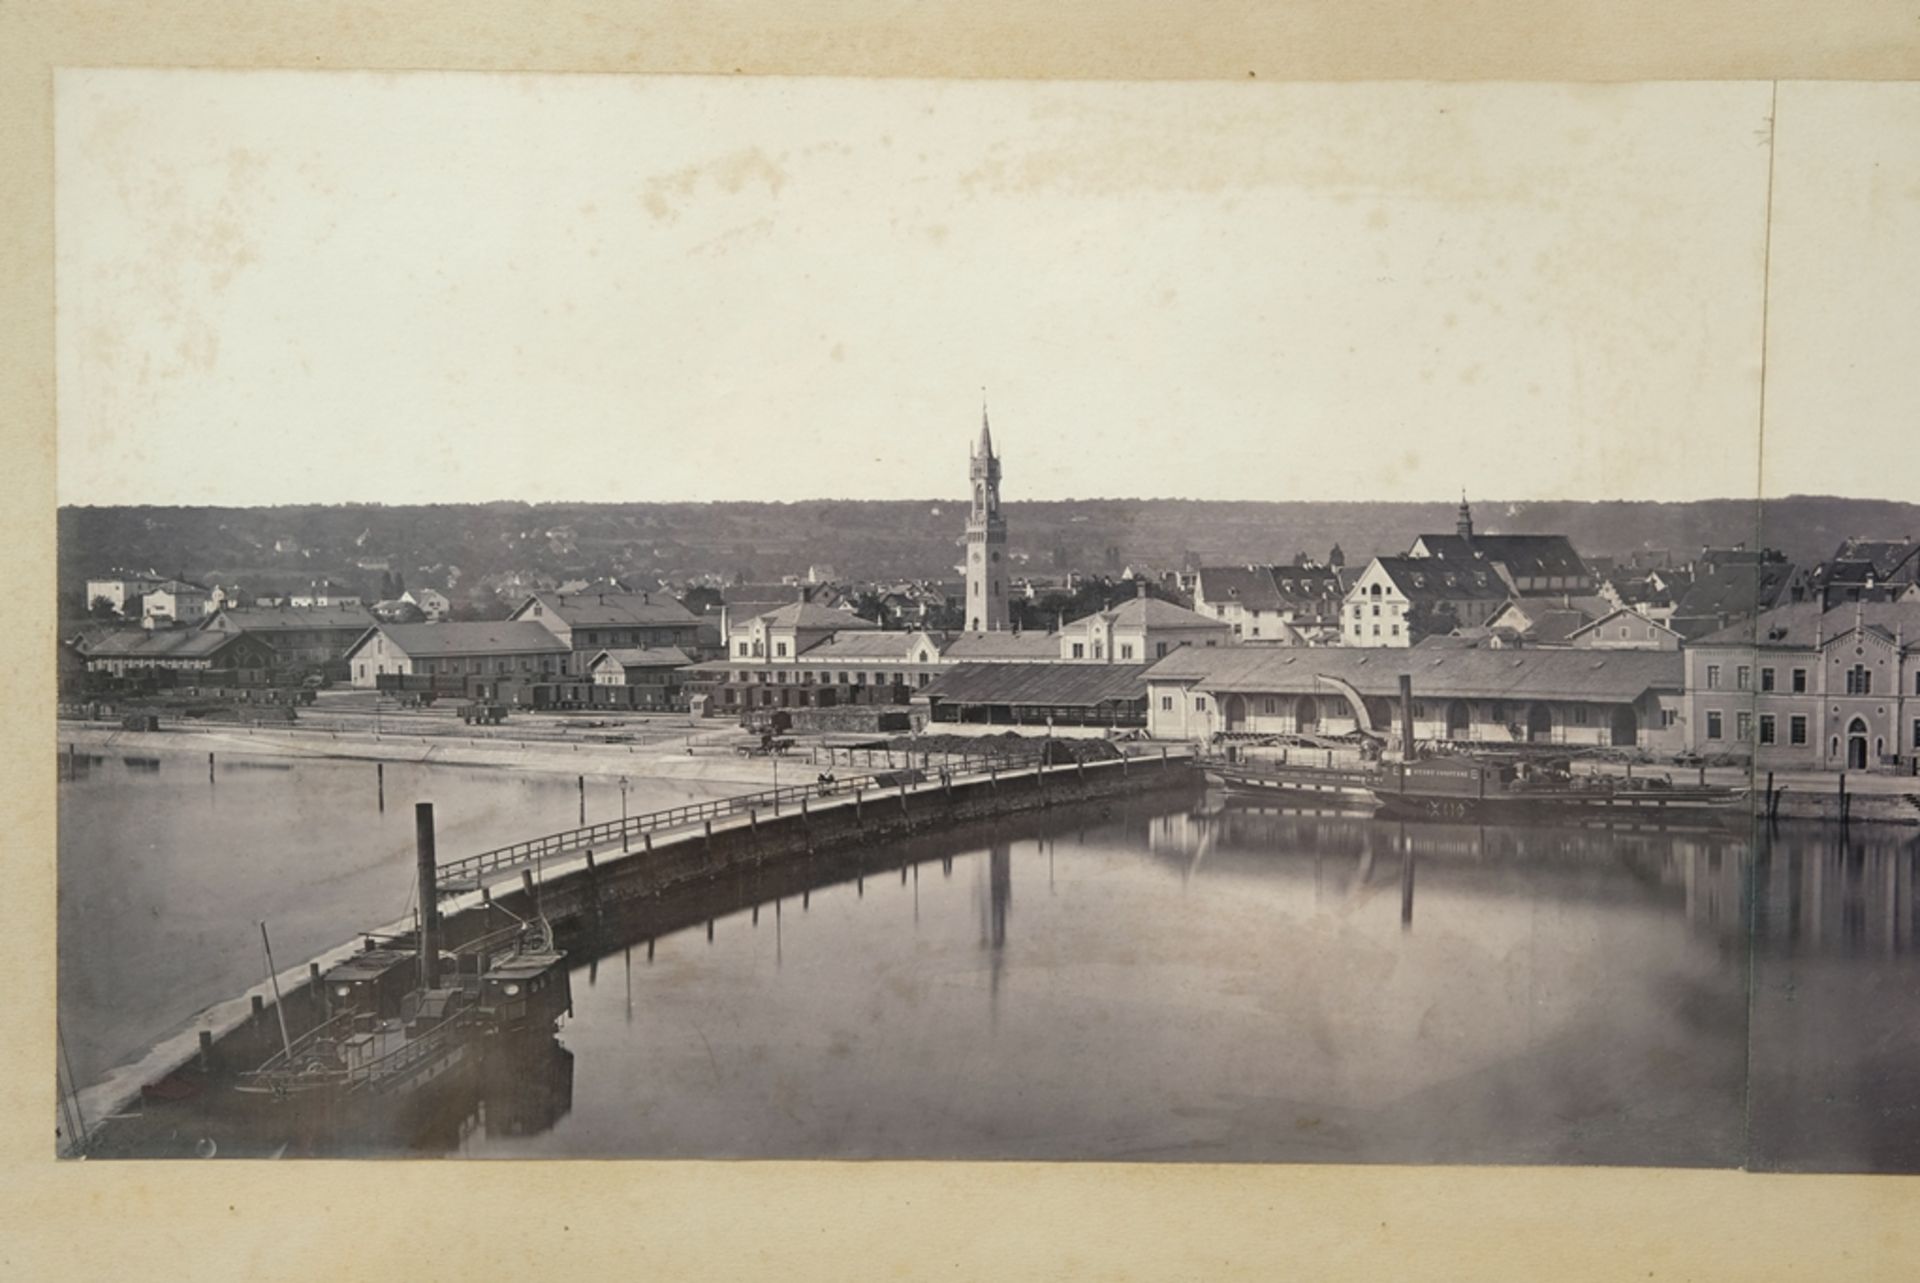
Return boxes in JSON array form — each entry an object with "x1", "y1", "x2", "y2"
[{"x1": 52, "y1": 71, "x2": 1920, "y2": 1168}]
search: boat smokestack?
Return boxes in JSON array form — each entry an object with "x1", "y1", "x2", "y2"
[
  {"x1": 1398, "y1": 674, "x2": 1416, "y2": 761},
  {"x1": 415, "y1": 802, "x2": 440, "y2": 989}
]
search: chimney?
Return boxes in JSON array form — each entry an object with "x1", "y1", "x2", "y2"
[{"x1": 415, "y1": 803, "x2": 440, "y2": 990}]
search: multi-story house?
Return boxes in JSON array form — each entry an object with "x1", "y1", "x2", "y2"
[
  {"x1": 1192, "y1": 563, "x2": 1346, "y2": 644},
  {"x1": 1406, "y1": 498, "x2": 1595, "y2": 597},
  {"x1": 1810, "y1": 535, "x2": 1920, "y2": 606},
  {"x1": 345, "y1": 622, "x2": 572, "y2": 696},
  {"x1": 141, "y1": 580, "x2": 213, "y2": 626},
  {"x1": 200, "y1": 603, "x2": 377, "y2": 671},
  {"x1": 1668, "y1": 547, "x2": 1807, "y2": 640},
  {"x1": 509, "y1": 590, "x2": 704, "y2": 676},
  {"x1": 401, "y1": 587, "x2": 451, "y2": 621},
  {"x1": 1685, "y1": 600, "x2": 1920, "y2": 771},
  {"x1": 83, "y1": 572, "x2": 164, "y2": 618},
  {"x1": 1563, "y1": 607, "x2": 1683, "y2": 651},
  {"x1": 1056, "y1": 589, "x2": 1231, "y2": 663},
  {"x1": 1341, "y1": 556, "x2": 1509, "y2": 648}
]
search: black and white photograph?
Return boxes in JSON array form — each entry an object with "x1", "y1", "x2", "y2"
[{"x1": 50, "y1": 70, "x2": 1920, "y2": 1172}]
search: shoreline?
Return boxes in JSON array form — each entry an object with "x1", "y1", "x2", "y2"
[{"x1": 56, "y1": 720, "x2": 791, "y2": 789}]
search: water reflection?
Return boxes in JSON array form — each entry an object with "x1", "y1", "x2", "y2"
[
  {"x1": 78, "y1": 766, "x2": 1920, "y2": 1167},
  {"x1": 473, "y1": 793, "x2": 1914, "y2": 1167}
]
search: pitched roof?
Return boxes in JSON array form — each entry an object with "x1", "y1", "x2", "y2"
[
  {"x1": 589, "y1": 646, "x2": 692, "y2": 669},
  {"x1": 1143, "y1": 644, "x2": 1682, "y2": 703},
  {"x1": 518, "y1": 591, "x2": 698, "y2": 627},
  {"x1": 82, "y1": 628, "x2": 258, "y2": 660},
  {"x1": 1564, "y1": 607, "x2": 1681, "y2": 642},
  {"x1": 1370, "y1": 556, "x2": 1510, "y2": 603},
  {"x1": 210, "y1": 604, "x2": 375, "y2": 631},
  {"x1": 1690, "y1": 600, "x2": 1920, "y2": 650},
  {"x1": 1412, "y1": 533, "x2": 1590, "y2": 579},
  {"x1": 755, "y1": 600, "x2": 875, "y2": 631},
  {"x1": 1818, "y1": 538, "x2": 1920, "y2": 586},
  {"x1": 941, "y1": 631, "x2": 1061, "y2": 661},
  {"x1": 1065, "y1": 596, "x2": 1226, "y2": 632},
  {"x1": 1670, "y1": 559, "x2": 1801, "y2": 634},
  {"x1": 802, "y1": 631, "x2": 928, "y2": 660},
  {"x1": 920, "y1": 662, "x2": 1152, "y2": 708},
  {"x1": 352, "y1": 622, "x2": 571, "y2": 659},
  {"x1": 1198, "y1": 566, "x2": 1286, "y2": 611}
]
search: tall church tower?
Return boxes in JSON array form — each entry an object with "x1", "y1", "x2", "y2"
[{"x1": 966, "y1": 407, "x2": 1010, "y2": 632}]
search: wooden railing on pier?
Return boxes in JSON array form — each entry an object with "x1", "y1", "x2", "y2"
[{"x1": 434, "y1": 744, "x2": 1196, "y2": 897}]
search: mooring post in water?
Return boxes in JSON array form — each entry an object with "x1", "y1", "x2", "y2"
[
  {"x1": 855, "y1": 789, "x2": 863, "y2": 821},
  {"x1": 1398, "y1": 674, "x2": 1415, "y2": 761},
  {"x1": 208, "y1": 751, "x2": 215, "y2": 785},
  {"x1": 1401, "y1": 848, "x2": 1416, "y2": 929},
  {"x1": 643, "y1": 832, "x2": 653, "y2": 854},
  {"x1": 578, "y1": 775, "x2": 586, "y2": 825},
  {"x1": 415, "y1": 802, "x2": 440, "y2": 989},
  {"x1": 1838, "y1": 772, "x2": 1849, "y2": 826},
  {"x1": 704, "y1": 819, "x2": 714, "y2": 850},
  {"x1": 1765, "y1": 771, "x2": 1774, "y2": 816},
  {"x1": 377, "y1": 762, "x2": 385, "y2": 811}
]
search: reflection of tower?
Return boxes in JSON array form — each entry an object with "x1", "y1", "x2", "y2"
[
  {"x1": 965, "y1": 408, "x2": 1009, "y2": 632},
  {"x1": 978, "y1": 840, "x2": 1012, "y2": 1013}
]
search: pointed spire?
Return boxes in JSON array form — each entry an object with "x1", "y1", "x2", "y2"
[
  {"x1": 1456, "y1": 490, "x2": 1474, "y2": 539},
  {"x1": 978, "y1": 397, "x2": 994, "y2": 460}
]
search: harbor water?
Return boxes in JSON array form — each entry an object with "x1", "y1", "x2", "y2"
[
  {"x1": 56, "y1": 750, "x2": 740, "y2": 1089},
  {"x1": 59, "y1": 758, "x2": 1920, "y2": 1168}
]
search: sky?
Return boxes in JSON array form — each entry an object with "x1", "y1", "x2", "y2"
[{"x1": 53, "y1": 73, "x2": 1920, "y2": 507}]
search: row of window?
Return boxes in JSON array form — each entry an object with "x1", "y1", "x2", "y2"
[
  {"x1": 720, "y1": 668, "x2": 935, "y2": 689},
  {"x1": 1703, "y1": 662, "x2": 1920, "y2": 696},
  {"x1": 1067, "y1": 639, "x2": 1166, "y2": 660},
  {"x1": 1697, "y1": 710, "x2": 1920, "y2": 750}
]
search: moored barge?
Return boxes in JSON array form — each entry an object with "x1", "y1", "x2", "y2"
[{"x1": 1369, "y1": 756, "x2": 1749, "y2": 825}]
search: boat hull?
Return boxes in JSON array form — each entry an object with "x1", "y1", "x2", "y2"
[
  {"x1": 1369, "y1": 788, "x2": 1751, "y2": 827},
  {"x1": 1203, "y1": 764, "x2": 1377, "y2": 809}
]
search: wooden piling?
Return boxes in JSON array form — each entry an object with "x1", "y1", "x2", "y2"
[
  {"x1": 208, "y1": 751, "x2": 215, "y2": 784},
  {"x1": 376, "y1": 761, "x2": 384, "y2": 809},
  {"x1": 578, "y1": 774, "x2": 586, "y2": 824},
  {"x1": 250, "y1": 994, "x2": 265, "y2": 1017},
  {"x1": 198, "y1": 1029, "x2": 215, "y2": 1071}
]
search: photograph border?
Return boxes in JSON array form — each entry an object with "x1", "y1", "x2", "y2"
[{"x1": 7, "y1": 3, "x2": 1920, "y2": 1277}]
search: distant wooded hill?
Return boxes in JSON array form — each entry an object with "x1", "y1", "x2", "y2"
[{"x1": 56, "y1": 495, "x2": 1920, "y2": 603}]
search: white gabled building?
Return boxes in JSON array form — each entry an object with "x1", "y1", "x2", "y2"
[
  {"x1": 1057, "y1": 590, "x2": 1232, "y2": 663},
  {"x1": 1341, "y1": 557, "x2": 1508, "y2": 648}
]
